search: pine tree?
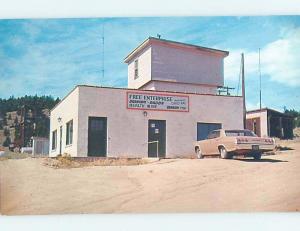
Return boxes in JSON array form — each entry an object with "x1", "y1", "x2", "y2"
[
  {"x1": 4, "y1": 128, "x2": 10, "y2": 137},
  {"x1": 3, "y1": 136, "x2": 11, "y2": 147}
]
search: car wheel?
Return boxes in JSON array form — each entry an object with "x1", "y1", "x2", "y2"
[
  {"x1": 253, "y1": 152, "x2": 262, "y2": 160},
  {"x1": 227, "y1": 152, "x2": 234, "y2": 159},
  {"x1": 219, "y1": 147, "x2": 229, "y2": 159},
  {"x1": 196, "y1": 147, "x2": 203, "y2": 159}
]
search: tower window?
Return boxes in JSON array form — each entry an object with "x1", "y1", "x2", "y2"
[{"x1": 134, "y1": 59, "x2": 139, "y2": 79}]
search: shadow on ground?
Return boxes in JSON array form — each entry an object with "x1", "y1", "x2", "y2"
[
  {"x1": 234, "y1": 158, "x2": 288, "y2": 163},
  {"x1": 275, "y1": 146, "x2": 294, "y2": 151}
]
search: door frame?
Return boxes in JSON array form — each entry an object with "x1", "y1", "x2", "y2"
[
  {"x1": 88, "y1": 116, "x2": 108, "y2": 157},
  {"x1": 147, "y1": 119, "x2": 167, "y2": 158},
  {"x1": 59, "y1": 125, "x2": 62, "y2": 155}
]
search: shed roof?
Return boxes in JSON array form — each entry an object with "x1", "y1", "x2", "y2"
[{"x1": 247, "y1": 107, "x2": 294, "y2": 118}]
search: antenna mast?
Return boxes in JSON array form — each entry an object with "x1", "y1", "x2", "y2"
[
  {"x1": 259, "y1": 48, "x2": 262, "y2": 110},
  {"x1": 101, "y1": 23, "x2": 105, "y2": 84}
]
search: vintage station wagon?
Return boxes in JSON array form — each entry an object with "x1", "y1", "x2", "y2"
[{"x1": 194, "y1": 129, "x2": 275, "y2": 160}]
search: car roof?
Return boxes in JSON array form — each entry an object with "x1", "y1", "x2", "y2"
[
  {"x1": 225, "y1": 129, "x2": 252, "y2": 132},
  {"x1": 210, "y1": 129, "x2": 223, "y2": 132},
  {"x1": 210, "y1": 129, "x2": 253, "y2": 133}
]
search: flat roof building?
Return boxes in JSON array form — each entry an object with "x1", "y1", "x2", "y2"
[
  {"x1": 49, "y1": 37, "x2": 243, "y2": 158},
  {"x1": 246, "y1": 108, "x2": 294, "y2": 139}
]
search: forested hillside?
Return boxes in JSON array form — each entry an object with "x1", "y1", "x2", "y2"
[
  {"x1": 0, "y1": 95, "x2": 60, "y2": 116},
  {"x1": 284, "y1": 108, "x2": 300, "y2": 128},
  {"x1": 0, "y1": 95, "x2": 60, "y2": 147}
]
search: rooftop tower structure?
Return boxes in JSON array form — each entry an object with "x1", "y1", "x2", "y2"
[{"x1": 124, "y1": 37, "x2": 229, "y2": 94}]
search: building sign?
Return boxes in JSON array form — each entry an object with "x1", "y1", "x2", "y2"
[{"x1": 127, "y1": 91, "x2": 189, "y2": 112}]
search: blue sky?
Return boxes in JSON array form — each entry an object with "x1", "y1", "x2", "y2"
[{"x1": 0, "y1": 16, "x2": 299, "y2": 111}]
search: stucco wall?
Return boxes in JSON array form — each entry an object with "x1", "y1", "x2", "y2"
[
  {"x1": 246, "y1": 111, "x2": 268, "y2": 137},
  {"x1": 140, "y1": 81, "x2": 217, "y2": 94},
  {"x1": 151, "y1": 43, "x2": 224, "y2": 87},
  {"x1": 127, "y1": 46, "x2": 152, "y2": 89},
  {"x1": 127, "y1": 43, "x2": 225, "y2": 91},
  {"x1": 76, "y1": 86, "x2": 243, "y2": 158},
  {"x1": 49, "y1": 88, "x2": 79, "y2": 157}
]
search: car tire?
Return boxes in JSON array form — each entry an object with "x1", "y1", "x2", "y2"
[
  {"x1": 196, "y1": 147, "x2": 203, "y2": 159},
  {"x1": 219, "y1": 146, "x2": 229, "y2": 159},
  {"x1": 253, "y1": 152, "x2": 262, "y2": 160},
  {"x1": 227, "y1": 152, "x2": 233, "y2": 159}
]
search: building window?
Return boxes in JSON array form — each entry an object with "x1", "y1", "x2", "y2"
[
  {"x1": 134, "y1": 59, "x2": 139, "y2": 79},
  {"x1": 253, "y1": 120, "x2": 257, "y2": 135},
  {"x1": 66, "y1": 120, "x2": 73, "y2": 145},
  {"x1": 52, "y1": 130, "x2": 57, "y2": 150}
]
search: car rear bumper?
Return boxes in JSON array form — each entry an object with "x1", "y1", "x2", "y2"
[{"x1": 231, "y1": 144, "x2": 275, "y2": 154}]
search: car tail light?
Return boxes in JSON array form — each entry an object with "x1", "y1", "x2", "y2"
[
  {"x1": 236, "y1": 138, "x2": 248, "y2": 144},
  {"x1": 263, "y1": 138, "x2": 275, "y2": 144}
]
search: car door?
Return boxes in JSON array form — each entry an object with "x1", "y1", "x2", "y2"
[
  {"x1": 205, "y1": 131, "x2": 217, "y2": 155},
  {"x1": 211, "y1": 130, "x2": 221, "y2": 154},
  {"x1": 199, "y1": 139, "x2": 210, "y2": 155}
]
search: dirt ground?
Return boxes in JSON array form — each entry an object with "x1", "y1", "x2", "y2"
[{"x1": 1, "y1": 139, "x2": 300, "y2": 215}]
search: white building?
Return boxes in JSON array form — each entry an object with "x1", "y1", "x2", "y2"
[{"x1": 50, "y1": 37, "x2": 243, "y2": 158}]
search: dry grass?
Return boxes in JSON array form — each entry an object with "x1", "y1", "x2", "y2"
[
  {"x1": 0, "y1": 156, "x2": 8, "y2": 161},
  {"x1": 0, "y1": 148, "x2": 31, "y2": 161},
  {"x1": 43, "y1": 153, "x2": 152, "y2": 169},
  {"x1": 294, "y1": 127, "x2": 300, "y2": 137}
]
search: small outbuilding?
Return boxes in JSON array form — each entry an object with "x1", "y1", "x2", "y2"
[
  {"x1": 31, "y1": 136, "x2": 49, "y2": 156},
  {"x1": 246, "y1": 108, "x2": 294, "y2": 139}
]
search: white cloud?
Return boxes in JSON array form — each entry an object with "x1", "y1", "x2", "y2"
[
  {"x1": 224, "y1": 27, "x2": 300, "y2": 87},
  {"x1": 246, "y1": 101, "x2": 271, "y2": 111},
  {"x1": 246, "y1": 101, "x2": 261, "y2": 111},
  {"x1": 0, "y1": 21, "x2": 128, "y2": 98}
]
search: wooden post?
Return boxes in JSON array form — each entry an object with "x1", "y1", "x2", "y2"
[
  {"x1": 241, "y1": 53, "x2": 246, "y2": 129},
  {"x1": 279, "y1": 117, "x2": 283, "y2": 138},
  {"x1": 267, "y1": 115, "x2": 271, "y2": 136},
  {"x1": 20, "y1": 105, "x2": 26, "y2": 147}
]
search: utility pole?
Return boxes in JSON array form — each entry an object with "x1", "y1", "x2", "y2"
[
  {"x1": 20, "y1": 105, "x2": 26, "y2": 147},
  {"x1": 241, "y1": 53, "x2": 246, "y2": 129},
  {"x1": 259, "y1": 48, "x2": 262, "y2": 110}
]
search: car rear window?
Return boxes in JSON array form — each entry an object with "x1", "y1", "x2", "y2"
[
  {"x1": 207, "y1": 131, "x2": 220, "y2": 139},
  {"x1": 225, "y1": 130, "x2": 257, "y2": 137}
]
